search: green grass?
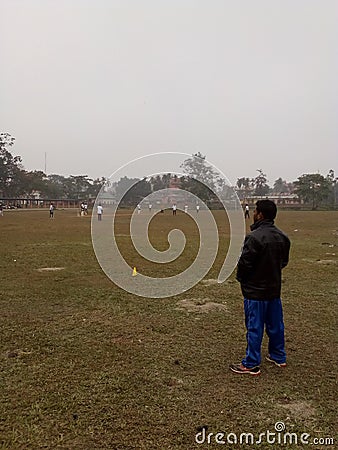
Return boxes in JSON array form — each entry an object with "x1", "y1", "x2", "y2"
[{"x1": 0, "y1": 209, "x2": 337, "y2": 449}]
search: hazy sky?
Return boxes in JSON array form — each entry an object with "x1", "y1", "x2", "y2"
[{"x1": 1, "y1": 0, "x2": 337, "y2": 185}]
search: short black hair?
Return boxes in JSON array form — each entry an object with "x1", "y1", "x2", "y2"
[{"x1": 255, "y1": 199, "x2": 277, "y2": 220}]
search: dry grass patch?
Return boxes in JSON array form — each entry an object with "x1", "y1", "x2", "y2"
[
  {"x1": 316, "y1": 259, "x2": 337, "y2": 265},
  {"x1": 200, "y1": 278, "x2": 219, "y2": 286},
  {"x1": 277, "y1": 400, "x2": 316, "y2": 420},
  {"x1": 175, "y1": 298, "x2": 227, "y2": 313}
]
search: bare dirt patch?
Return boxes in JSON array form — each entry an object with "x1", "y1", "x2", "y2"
[
  {"x1": 316, "y1": 259, "x2": 337, "y2": 265},
  {"x1": 201, "y1": 278, "x2": 235, "y2": 286},
  {"x1": 36, "y1": 267, "x2": 65, "y2": 272},
  {"x1": 301, "y1": 258, "x2": 337, "y2": 265},
  {"x1": 200, "y1": 279, "x2": 219, "y2": 286},
  {"x1": 175, "y1": 297, "x2": 227, "y2": 313},
  {"x1": 277, "y1": 400, "x2": 316, "y2": 420},
  {"x1": 5, "y1": 349, "x2": 32, "y2": 358}
]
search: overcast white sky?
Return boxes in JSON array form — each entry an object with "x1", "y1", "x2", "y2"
[{"x1": 0, "y1": 0, "x2": 337, "y2": 185}]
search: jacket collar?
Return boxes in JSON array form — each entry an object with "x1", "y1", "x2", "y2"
[{"x1": 250, "y1": 219, "x2": 274, "y2": 231}]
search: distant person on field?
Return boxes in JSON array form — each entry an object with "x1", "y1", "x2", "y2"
[
  {"x1": 172, "y1": 203, "x2": 177, "y2": 216},
  {"x1": 148, "y1": 204, "x2": 152, "y2": 212},
  {"x1": 196, "y1": 204, "x2": 200, "y2": 213},
  {"x1": 184, "y1": 205, "x2": 188, "y2": 213},
  {"x1": 80, "y1": 202, "x2": 85, "y2": 216},
  {"x1": 230, "y1": 199, "x2": 290, "y2": 376},
  {"x1": 244, "y1": 203, "x2": 250, "y2": 219},
  {"x1": 84, "y1": 202, "x2": 88, "y2": 215},
  {"x1": 0, "y1": 203, "x2": 3, "y2": 216},
  {"x1": 49, "y1": 203, "x2": 54, "y2": 219},
  {"x1": 97, "y1": 204, "x2": 103, "y2": 221},
  {"x1": 137, "y1": 204, "x2": 141, "y2": 214}
]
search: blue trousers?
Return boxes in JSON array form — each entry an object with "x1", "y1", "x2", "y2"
[{"x1": 242, "y1": 298, "x2": 286, "y2": 368}]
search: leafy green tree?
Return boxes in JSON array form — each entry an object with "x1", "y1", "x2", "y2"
[
  {"x1": 150, "y1": 174, "x2": 171, "y2": 191},
  {"x1": 179, "y1": 176, "x2": 216, "y2": 202},
  {"x1": 115, "y1": 176, "x2": 140, "y2": 201},
  {"x1": 253, "y1": 169, "x2": 270, "y2": 196},
  {"x1": 273, "y1": 178, "x2": 287, "y2": 194},
  {"x1": 0, "y1": 133, "x2": 26, "y2": 197},
  {"x1": 86, "y1": 177, "x2": 107, "y2": 199},
  {"x1": 24, "y1": 171, "x2": 49, "y2": 197},
  {"x1": 180, "y1": 152, "x2": 222, "y2": 202},
  {"x1": 326, "y1": 169, "x2": 338, "y2": 208},
  {"x1": 66, "y1": 175, "x2": 92, "y2": 199},
  {"x1": 46, "y1": 174, "x2": 70, "y2": 198},
  {"x1": 294, "y1": 173, "x2": 331, "y2": 209},
  {"x1": 115, "y1": 176, "x2": 151, "y2": 205},
  {"x1": 180, "y1": 152, "x2": 218, "y2": 191},
  {"x1": 236, "y1": 177, "x2": 252, "y2": 190},
  {"x1": 132, "y1": 178, "x2": 152, "y2": 202},
  {"x1": 161, "y1": 173, "x2": 172, "y2": 188},
  {"x1": 236, "y1": 177, "x2": 253, "y2": 199}
]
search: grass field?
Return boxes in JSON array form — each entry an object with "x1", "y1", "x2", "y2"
[{"x1": 0, "y1": 209, "x2": 337, "y2": 449}]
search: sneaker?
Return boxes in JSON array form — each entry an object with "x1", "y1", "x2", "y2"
[
  {"x1": 229, "y1": 363, "x2": 261, "y2": 376},
  {"x1": 266, "y1": 355, "x2": 287, "y2": 367}
]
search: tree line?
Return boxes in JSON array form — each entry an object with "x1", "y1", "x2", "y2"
[
  {"x1": 236, "y1": 168, "x2": 337, "y2": 209},
  {"x1": 0, "y1": 133, "x2": 105, "y2": 200},
  {"x1": 1, "y1": 134, "x2": 337, "y2": 209}
]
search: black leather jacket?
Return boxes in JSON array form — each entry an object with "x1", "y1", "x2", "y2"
[{"x1": 236, "y1": 220, "x2": 290, "y2": 300}]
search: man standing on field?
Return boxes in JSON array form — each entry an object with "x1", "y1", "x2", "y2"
[
  {"x1": 97, "y1": 203, "x2": 103, "y2": 221},
  {"x1": 230, "y1": 200, "x2": 290, "y2": 376},
  {"x1": 49, "y1": 203, "x2": 54, "y2": 219}
]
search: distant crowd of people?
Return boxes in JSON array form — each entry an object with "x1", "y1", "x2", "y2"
[
  {"x1": 1, "y1": 200, "x2": 253, "y2": 223},
  {"x1": 136, "y1": 203, "x2": 201, "y2": 215}
]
